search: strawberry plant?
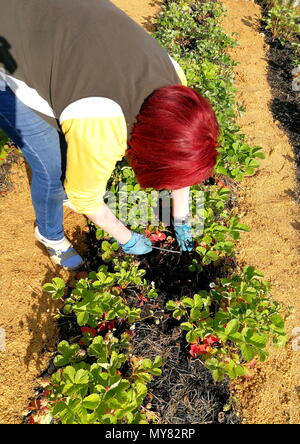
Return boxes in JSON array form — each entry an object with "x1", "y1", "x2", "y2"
[
  {"x1": 100, "y1": 240, "x2": 119, "y2": 262},
  {"x1": 0, "y1": 130, "x2": 9, "y2": 166},
  {"x1": 189, "y1": 183, "x2": 249, "y2": 268},
  {"x1": 153, "y1": 0, "x2": 265, "y2": 182},
  {"x1": 166, "y1": 266, "x2": 287, "y2": 381},
  {"x1": 41, "y1": 264, "x2": 163, "y2": 424},
  {"x1": 259, "y1": 0, "x2": 300, "y2": 65},
  {"x1": 263, "y1": 0, "x2": 300, "y2": 44},
  {"x1": 43, "y1": 261, "x2": 155, "y2": 327},
  {"x1": 44, "y1": 344, "x2": 162, "y2": 424}
]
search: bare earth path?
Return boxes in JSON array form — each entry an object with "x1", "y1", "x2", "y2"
[
  {"x1": 0, "y1": 0, "x2": 162, "y2": 425},
  {"x1": 0, "y1": 162, "x2": 88, "y2": 424},
  {"x1": 221, "y1": 0, "x2": 300, "y2": 424}
]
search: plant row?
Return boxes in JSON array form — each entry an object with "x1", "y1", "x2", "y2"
[{"x1": 259, "y1": 0, "x2": 300, "y2": 66}]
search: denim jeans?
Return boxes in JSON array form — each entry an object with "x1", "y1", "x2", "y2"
[{"x1": 0, "y1": 80, "x2": 67, "y2": 240}]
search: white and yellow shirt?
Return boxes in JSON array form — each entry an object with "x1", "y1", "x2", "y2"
[{"x1": 0, "y1": 0, "x2": 187, "y2": 214}]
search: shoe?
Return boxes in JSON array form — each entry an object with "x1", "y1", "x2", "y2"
[{"x1": 34, "y1": 227, "x2": 84, "y2": 270}]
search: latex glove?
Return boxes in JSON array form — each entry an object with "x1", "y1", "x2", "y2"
[
  {"x1": 119, "y1": 231, "x2": 152, "y2": 255},
  {"x1": 174, "y1": 224, "x2": 194, "y2": 252}
]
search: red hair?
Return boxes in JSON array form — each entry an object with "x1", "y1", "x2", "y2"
[{"x1": 127, "y1": 85, "x2": 219, "y2": 190}]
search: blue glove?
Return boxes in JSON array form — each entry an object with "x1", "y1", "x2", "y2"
[
  {"x1": 119, "y1": 231, "x2": 152, "y2": 255},
  {"x1": 174, "y1": 224, "x2": 194, "y2": 252}
]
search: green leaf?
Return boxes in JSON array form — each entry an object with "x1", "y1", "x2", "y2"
[
  {"x1": 235, "y1": 224, "x2": 250, "y2": 232},
  {"x1": 248, "y1": 333, "x2": 268, "y2": 349},
  {"x1": 241, "y1": 344, "x2": 255, "y2": 361},
  {"x1": 82, "y1": 394, "x2": 101, "y2": 410},
  {"x1": 63, "y1": 366, "x2": 76, "y2": 383},
  {"x1": 77, "y1": 311, "x2": 89, "y2": 326},
  {"x1": 101, "y1": 241, "x2": 111, "y2": 252},
  {"x1": 42, "y1": 283, "x2": 56, "y2": 292},
  {"x1": 235, "y1": 365, "x2": 246, "y2": 377},
  {"x1": 193, "y1": 294, "x2": 203, "y2": 308},
  {"x1": 153, "y1": 356, "x2": 162, "y2": 367},
  {"x1": 166, "y1": 300, "x2": 176, "y2": 311},
  {"x1": 173, "y1": 308, "x2": 183, "y2": 319},
  {"x1": 190, "y1": 308, "x2": 201, "y2": 321},
  {"x1": 75, "y1": 369, "x2": 89, "y2": 385},
  {"x1": 228, "y1": 331, "x2": 243, "y2": 343},
  {"x1": 181, "y1": 297, "x2": 194, "y2": 307},
  {"x1": 142, "y1": 359, "x2": 153, "y2": 370},
  {"x1": 186, "y1": 329, "x2": 198, "y2": 343},
  {"x1": 225, "y1": 319, "x2": 239, "y2": 336},
  {"x1": 180, "y1": 322, "x2": 194, "y2": 331},
  {"x1": 57, "y1": 340, "x2": 69, "y2": 354},
  {"x1": 270, "y1": 314, "x2": 284, "y2": 328},
  {"x1": 206, "y1": 250, "x2": 219, "y2": 261},
  {"x1": 53, "y1": 277, "x2": 66, "y2": 289},
  {"x1": 53, "y1": 355, "x2": 69, "y2": 367},
  {"x1": 151, "y1": 368, "x2": 162, "y2": 376},
  {"x1": 212, "y1": 369, "x2": 224, "y2": 382},
  {"x1": 217, "y1": 166, "x2": 229, "y2": 175}
]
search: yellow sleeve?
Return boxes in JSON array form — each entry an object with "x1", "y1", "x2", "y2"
[
  {"x1": 61, "y1": 116, "x2": 127, "y2": 214},
  {"x1": 176, "y1": 63, "x2": 188, "y2": 87},
  {"x1": 169, "y1": 55, "x2": 188, "y2": 86}
]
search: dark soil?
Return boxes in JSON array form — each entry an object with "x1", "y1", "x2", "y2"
[
  {"x1": 85, "y1": 224, "x2": 241, "y2": 424},
  {"x1": 0, "y1": 143, "x2": 21, "y2": 193}
]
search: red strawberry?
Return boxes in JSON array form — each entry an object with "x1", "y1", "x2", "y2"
[
  {"x1": 81, "y1": 327, "x2": 97, "y2": 337},
  {"x1": 190, "y1": 344, "x2": 199, "y2": 358},
  {"x1": 198, "y1": 344, "x2": 209, "y2": 355},
  {"x1": 150, "y1": 230, "x2": 166, "y2": 242},
  {"x1": 76, "y1": 271, "x2": 88, "y2": 280},
  {"x1": 98, "y1": 322, "x2": 106, "y2": 332},
  {"x1": 204, "y1": 335, "x2": 220, "y2": 346},
  {"x1": 190, "y1": 343, "x2": 209, "y2": 357},
  {"x1": 107, "y1": 321, "x2": 115, "y2": 330}
]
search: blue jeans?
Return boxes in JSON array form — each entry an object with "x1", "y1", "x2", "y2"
[{"x1": 0, "y1": 80, "x2": 67, "y2": 240}]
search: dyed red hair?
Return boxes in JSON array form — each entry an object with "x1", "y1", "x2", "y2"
[{"x1": 127, "y1": 85, "x2": 219, "y2": 190}]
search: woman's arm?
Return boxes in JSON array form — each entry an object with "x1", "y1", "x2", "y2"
[
  {"x1": 87, "y1": 205, "x2": 132, "y2": 244},
  {"x1": 172, "y1": 187, "x2": 194, "y2": 252},
  {"x1": 87, "y1": 206, "x2": 152, "y2": 254},
  {"x1": 172, "y1": 186, "x2": 190, "y2": 219}
]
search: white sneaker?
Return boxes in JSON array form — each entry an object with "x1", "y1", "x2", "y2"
[{"x1": 34, "y1": 227, "x2": 84, "y2": 270}]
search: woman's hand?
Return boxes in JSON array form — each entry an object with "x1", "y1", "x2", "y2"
[
  {"x1": 172, "y1": 187, "x2": 194, "y2": 252},
  {"x1": 119, "y1": 231, "x2": 152, "y2": 255},
  {"x1": 86, "y1": 205, "x2": 152, "y2": 255},
  {"x1": 174, "y1": 223, "x2": 194, "y2": 252}
]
